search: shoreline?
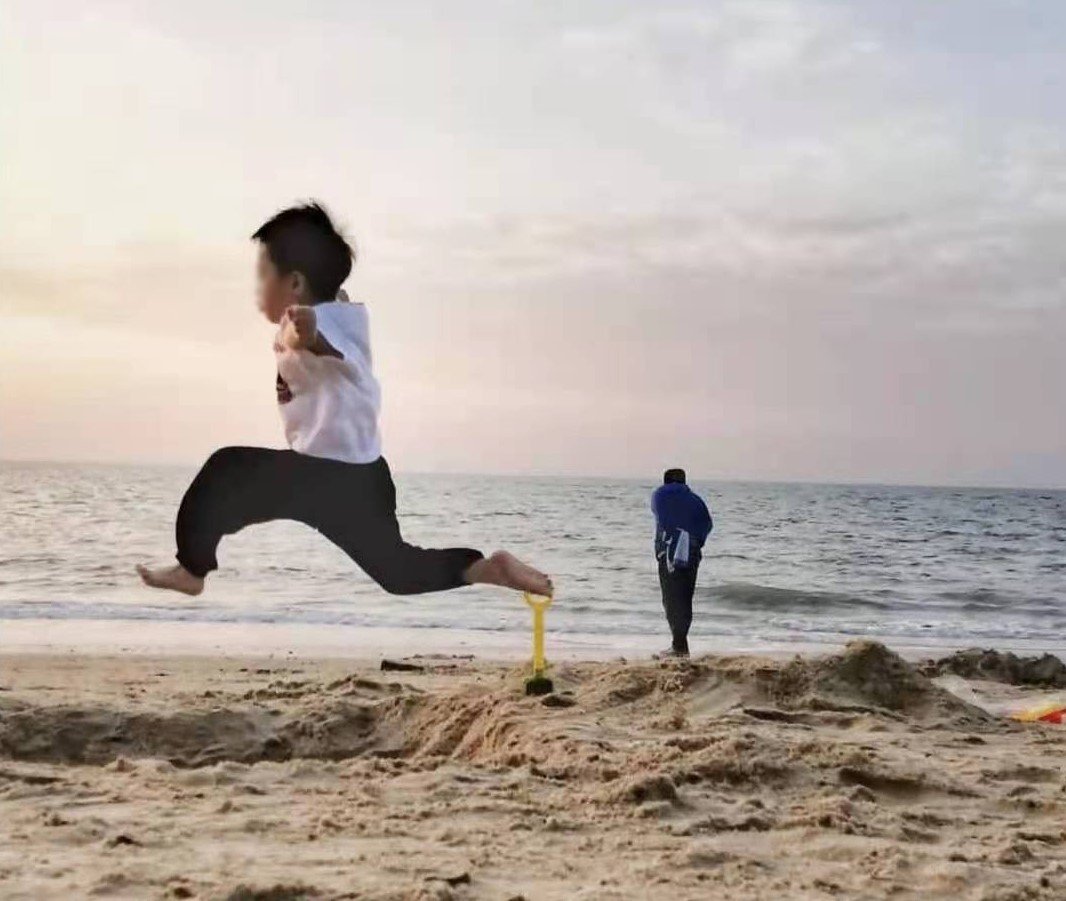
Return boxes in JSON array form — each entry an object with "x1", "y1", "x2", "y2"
[{"x1": 4, "y1": 616, "x2": 1066, "y2": 662}]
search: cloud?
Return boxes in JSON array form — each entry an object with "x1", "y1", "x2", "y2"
[
  {"x1": 560, "y1": 1, "x2": 878, "y2": 80},
  {"x1": 0, "y1": 244, "x2": 253, "y2": 342},
  {"x1": 368, "y1": 154, "x2": 1066, "y2": 329}
]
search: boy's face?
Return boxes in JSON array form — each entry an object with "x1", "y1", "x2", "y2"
[{"x1": 256, "y1": 245, "x2": 303, "y2": 323}]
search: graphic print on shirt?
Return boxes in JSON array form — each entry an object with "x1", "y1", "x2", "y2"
[{"x1": 275, "y1": 370, "x2": 293, "y2": 404}]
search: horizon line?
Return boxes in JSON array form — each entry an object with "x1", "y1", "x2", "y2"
[{"x1": 2, "y1": 455, "x2": 1063, "y2": 494}]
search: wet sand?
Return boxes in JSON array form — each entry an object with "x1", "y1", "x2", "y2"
[{"x1": 2, "y1": 642, "x2": 1065, "y2": 900}]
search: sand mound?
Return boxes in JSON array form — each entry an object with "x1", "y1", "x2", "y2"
[
  {"x1": 575, "y1": 641, "x2": 992, "y2": 725},
  {"x1": 920, "y1": 648, "x2": 1066, "y2": 688},
  {"x1": 0, "y1": 679, "x2": 569, "y2": 770},
  {"x1": 0, "y1": 698, "x2": 289, "y2": 767},
  {"x1": 0, "y1": 695, "x2": 463, "y2": 768},
  {"x1": 0, "y1": 643, "x2": 992, "y2": 771},
  {"x1": 762, "y1": 640, "x2": 992, "y2": 722}
]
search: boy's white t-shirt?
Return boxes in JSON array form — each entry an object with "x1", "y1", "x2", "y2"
[{"x1": 274, "y1": 295, "x2": 382, "y2": 464}]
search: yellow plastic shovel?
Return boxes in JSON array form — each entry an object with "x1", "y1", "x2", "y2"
[{"x1": 523, "y1": 591, "x2": 554, "y2": 695}]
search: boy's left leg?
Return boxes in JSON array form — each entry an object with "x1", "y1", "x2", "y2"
[{"x1": 138, "y1": 447, "x2": 311, "y2": 594}]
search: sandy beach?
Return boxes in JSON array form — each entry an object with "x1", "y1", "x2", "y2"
[{"x1": 1, "y1": 643, "x2": 1065, "y2": 900}]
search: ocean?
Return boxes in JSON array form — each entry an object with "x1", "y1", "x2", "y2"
[{"x1": 2, "y1": 460, "x2": 1065, "y2": 658}]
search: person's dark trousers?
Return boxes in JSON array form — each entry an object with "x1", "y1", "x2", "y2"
[
  {"x1": 658, "y1": 557, "x2": 699, "y2": 654},
  {"x1": 175, "y1": 447, "x2": 483, "y2": 594}
]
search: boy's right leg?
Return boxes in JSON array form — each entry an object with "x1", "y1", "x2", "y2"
[
  {"x1": 138, "y1": 447, "x2": 304, "y2": 593},
  {"x1": 462, "y1": 551, "x2": 553, "y2": 596},
  {"x1": 338, "y1": 526, "x2": 552, "y2": 597},
  {"x1": 316, "y1": 459, "x2": 552, "y2": 596}
]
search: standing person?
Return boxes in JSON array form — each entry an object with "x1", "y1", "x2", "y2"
[
  {"x1": 137, "y1": 201, "x2": 552, "y2": 601},
  {"x1": 651, "y1": 468, "x2": 712, "y2": 658}
]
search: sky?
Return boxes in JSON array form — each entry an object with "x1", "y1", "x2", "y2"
[{"x1": 2, "y1": 0, "x2": 1064, "y2": 486}]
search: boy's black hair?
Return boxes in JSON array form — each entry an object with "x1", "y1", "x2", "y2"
[
  {"x1": 663, "y1": 468, "x2": 686, "y2": 485},
  {"x1": 252, "y1": 201, "x2": 354, "y2": 300}
]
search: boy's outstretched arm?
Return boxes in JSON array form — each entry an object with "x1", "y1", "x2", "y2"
[{"x1": 280, "y1": 305, "x2": 342, "y2": 357}]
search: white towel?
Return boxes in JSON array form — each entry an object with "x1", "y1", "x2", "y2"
[{"x1": 668, "y1": 529, "x2": 691, "y2": 573}]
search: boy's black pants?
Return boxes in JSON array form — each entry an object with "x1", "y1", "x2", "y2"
[
  {"x1": 658, "y1": 558, "x2": 699, "y2": 654},
  {"x1": 176, "y1": 447, "x2": 483, "y2": 594}
]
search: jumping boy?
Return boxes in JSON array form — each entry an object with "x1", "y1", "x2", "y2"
[{"x1": 137, "y1": 202, "x2": 552, "y2": 599}]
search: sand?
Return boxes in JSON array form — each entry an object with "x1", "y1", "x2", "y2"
[{"x1": 2, "y1": 642, "x2": 1065, "y2": 900}]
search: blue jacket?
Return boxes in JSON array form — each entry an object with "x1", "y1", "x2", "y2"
[{"x1": 651, "y1": 483, "x2": 713, "y2": 568}]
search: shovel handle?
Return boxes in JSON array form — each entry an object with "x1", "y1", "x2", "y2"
[{"x1": 523, "y1": 592, "x2": 553, "y2": 675}]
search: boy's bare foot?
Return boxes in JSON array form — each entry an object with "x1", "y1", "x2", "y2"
[
  {"x1": 136, "y1": 563, "x2": 204, "y2": 596},
  {"x1": 464, "y1": 551, "x2": 553, "y2": 596}
]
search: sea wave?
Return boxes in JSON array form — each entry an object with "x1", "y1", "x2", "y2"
[{"x1": 704, "y1": 582, "x2": 895, "y2": 612}]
